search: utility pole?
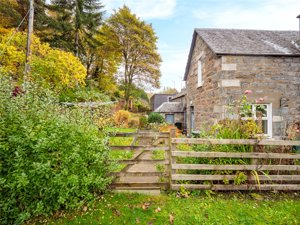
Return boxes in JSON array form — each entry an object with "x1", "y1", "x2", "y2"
[{"x1": 24, "y1": 0, "x2": 34, "y2": 89}]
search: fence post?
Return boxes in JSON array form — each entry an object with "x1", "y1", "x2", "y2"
[{"x1": 168, "y1": 128, "x2": 176, "y2": 190}]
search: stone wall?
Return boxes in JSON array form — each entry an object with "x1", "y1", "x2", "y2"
[
  {"x1": 185, "y1": 35, "x2": 222, "y2": 134},
  {"x1": 185, "y1": 35, "x2": 300, "y2": 138}
]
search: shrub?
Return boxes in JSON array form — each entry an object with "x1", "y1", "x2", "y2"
[
  {"x1": 148, "y1": 112, "x2": 164, "y2": 124},
  {"x1": 59, "y1": 86, "x2": 111, "y2": 102},
  {"x1": 0, "y1": 31, "x2": 86, "y2": 93},
  {"x1": 114, "y1": 110, "x2": 131, "y2": 127},
  {"x1": 128, "y1": 118, "x2": 140, "y2": 128},
  {"x1": 0, "y1": 79, "x2": 113, "y2": 224},
  {"x1": 139, "y1": 116, "x2": 148, "y2": 128},
  {"x1": 159, "y1": 125, "x2": 181, "y2": 137}
]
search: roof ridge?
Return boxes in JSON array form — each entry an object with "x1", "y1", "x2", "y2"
[{"x1": 195, "y1": 28, "x2": 299, "y2": 32}]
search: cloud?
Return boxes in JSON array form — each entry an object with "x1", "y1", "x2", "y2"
[
  {"x1": 158, "y1": 43, "x2": 189, "y2": 90},
  {"x1": 193, "y1": 0, "x2": 300, "y2": 30},
  {"x1": 102, "y1": 0, "x2": 177, "y2": 20}
]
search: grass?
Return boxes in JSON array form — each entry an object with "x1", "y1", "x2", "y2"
[
  {"x1": 106, "y1": 127, "x2": 137, "y2": 133},
  {"x1": 108, "y1": 127, "x2": 137, "y2": 172},
  {"x1": 152, "y1": 150, "x2": 165, "y2": 160},
  {"x1": 37, "y1": 192, "x2": 300, "y2": 225}
]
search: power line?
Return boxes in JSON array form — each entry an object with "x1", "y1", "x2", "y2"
[{"x1": 0, "y1": 9, "x2": 30, "y2": 57}]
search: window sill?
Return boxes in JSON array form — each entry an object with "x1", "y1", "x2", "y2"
[{"x1": 197, "y1": 82, "x2": 204, "y2": 89}]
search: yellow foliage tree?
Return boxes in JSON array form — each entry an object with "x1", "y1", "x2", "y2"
[{"x1": 0, "y1": 30, "x2": 86, "y2": 92}]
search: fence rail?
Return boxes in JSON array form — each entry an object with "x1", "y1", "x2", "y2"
[
  {"x1": 172, "y1": 138, "x2": 300, "y2": 146},
  {"x1": 110, "y1": 129, "x2": 300, "y2": 192},
  {"x1": 170, "y1": 136, "x2": 300, "y2": 191}
]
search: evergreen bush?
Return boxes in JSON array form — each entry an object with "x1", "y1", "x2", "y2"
[{"x1": 147, "y1": 112, "x2": 164, "y2": 124}]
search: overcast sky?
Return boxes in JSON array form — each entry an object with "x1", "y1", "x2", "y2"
[{"x1": 89, "y1": 1, "x2": 300, "y2": 91}]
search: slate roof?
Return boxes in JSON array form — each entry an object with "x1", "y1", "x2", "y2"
[
  {"x1": 170, "y1": 89, "x2": 186, "y2": 101},
  {"x1": 197, "y1": 29, "x2": 300, "y2": 55},
  {"x1": 154, "y1": 102, "x2": 184, "y2": 113},
  {"x1": 184, "y1": 28, "x2": 300, "y2": 80}
]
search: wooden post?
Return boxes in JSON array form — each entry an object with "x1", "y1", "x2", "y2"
[
  {"x1": 24, "y1": 0, "x2": 34, "y2": 89},
  {"x1": 250, "y1": 144, "x2": 258, "y2": 179},
  {"x1": 168, "y1": 128, "x2": 176, "y2": 190}
]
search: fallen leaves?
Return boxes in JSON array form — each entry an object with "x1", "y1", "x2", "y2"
[
  {"x1": 155, "y1": 207, "x2": 161, "y2": 213},
  {"x1": 169, "y1": 213, "x2": 175, "y2": 224},
  {"x1": 142, "y1": 202, "x2": 151, "y2": 210},
  {"x1": 112, "y1": 208, "x2": 121, "y2": 217}
]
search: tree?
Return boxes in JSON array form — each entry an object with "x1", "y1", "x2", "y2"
[
  {"x1": 104, "y1": 6, "x2": 161, "y2": 109},
  {"x1": 0, "y1": 0, "x2": 49, "y2": 32},
  {"x1": 85, "y1": 26, "x2": 122, "y2": 94},
  {"x1": 160, "y1": 87, "x2": 178, "y2": 94},
  {"x1": 47, "y1": 0, "x2": 104, "y2": 67}
]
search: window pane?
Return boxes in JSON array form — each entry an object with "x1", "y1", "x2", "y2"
[
  {"x1": 262, "y1": 120, "x2": 268, "y2": 134},
  {"x1": 255, "y1": 105, "x2": 267, "y2": 117},
  {"x1": 165, "y1": 114, "x2": 174, "y2": 124}
]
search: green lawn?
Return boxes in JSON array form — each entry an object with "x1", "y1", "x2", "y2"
[
  {"x1": 108, "y1": 127, "x2": 137, "y2": 172},
  {"x1": 106, "y1": 127, "x2": 137, "y2": 133},
  {"x1": 40, "y1": 192, "x2": 300, "y2": 225}
]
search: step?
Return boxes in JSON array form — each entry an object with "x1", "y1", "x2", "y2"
[
  {"x1": 112, "y1": 182, "x2": 168, "y2": 188},
  {"x1": 113, "y1": 189, "x2": 161, "y2": 195},
  {"x1": 114, "y1": 186, "x2": 161, "y2": 190},
  {"x1": 117, "y1": 176, "x2": 160, "y2": 183}
]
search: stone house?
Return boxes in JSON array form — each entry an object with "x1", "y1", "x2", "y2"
[
  {"x1": 182, "y1": 28, "x2": 300, "y2": 139},
  {"x1": 150, "y1": 94, "x2": 176, "y2": 111},
  {"x1": 154, "y1": 101, "x2": 184, "y2": 129}
]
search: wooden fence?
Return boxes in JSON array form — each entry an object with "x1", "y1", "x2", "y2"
[
  {"x1": 170, "y1": 137, "x2": 300, "y2": 191},
  {"x1": 109, "y1": 129, "x2": 300, "y2": 192}
]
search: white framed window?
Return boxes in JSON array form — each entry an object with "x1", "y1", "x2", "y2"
[
  {"x1": 197, "y1": 60, "x2": 203, "y2": 87},
  {"x1": 252, "y1": 104, "x2": 272, "y2": 138}
]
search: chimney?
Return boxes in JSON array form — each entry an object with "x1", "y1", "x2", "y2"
[
  {"x1": 297, "y1": 15, "x2": 300, "y2": 34},
  {"x1": 294, "y1": 15, "x2": 300, "y2": 49}
]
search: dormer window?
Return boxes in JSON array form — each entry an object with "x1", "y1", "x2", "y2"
[{"x1": 197, "y1": 60, "x2": 203, "y2": 87}]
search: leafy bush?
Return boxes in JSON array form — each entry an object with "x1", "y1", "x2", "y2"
[
  {"x1": 134, "y1": 100, "x2": 151, "y2": 113},
  {"x1": 148, "y1": 112, "x2": 164, "y2": 124},
  {"x1": 59, "y1": 86, "x2": 111, "y2": 102},
  {"x1": 114, "y1": 110, "x2": 131, "y2": 127},
  {"x1": 128, "y1": 118, "x2": 139, "y2": 128},
  {"x1": 0, "y1": 31, "x2": 86, "y2": 92},
  {"x1": 0, "y1": 79, "x2": 113, "y2": 224},
  {"x1": 139, "y1": 116, "x2": 148, "y2": 128},
  {"x1": 159, "y1": 125, "x2": 181, "y2": 137}
]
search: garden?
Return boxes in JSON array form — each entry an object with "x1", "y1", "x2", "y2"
[
  {"x1": 1, "y1": 1, "x2": 299, "y2": 224},
  {"x1": 1, "y1": 77, "x2": 300, "y2": 224}
]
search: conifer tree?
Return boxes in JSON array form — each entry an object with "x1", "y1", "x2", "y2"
[
  {"x1": 0, "y1": 0, "x2": 48, "y2": 32},
  {"x1": 48, "y1": 0, "x2": 104, "y2": 64}
]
